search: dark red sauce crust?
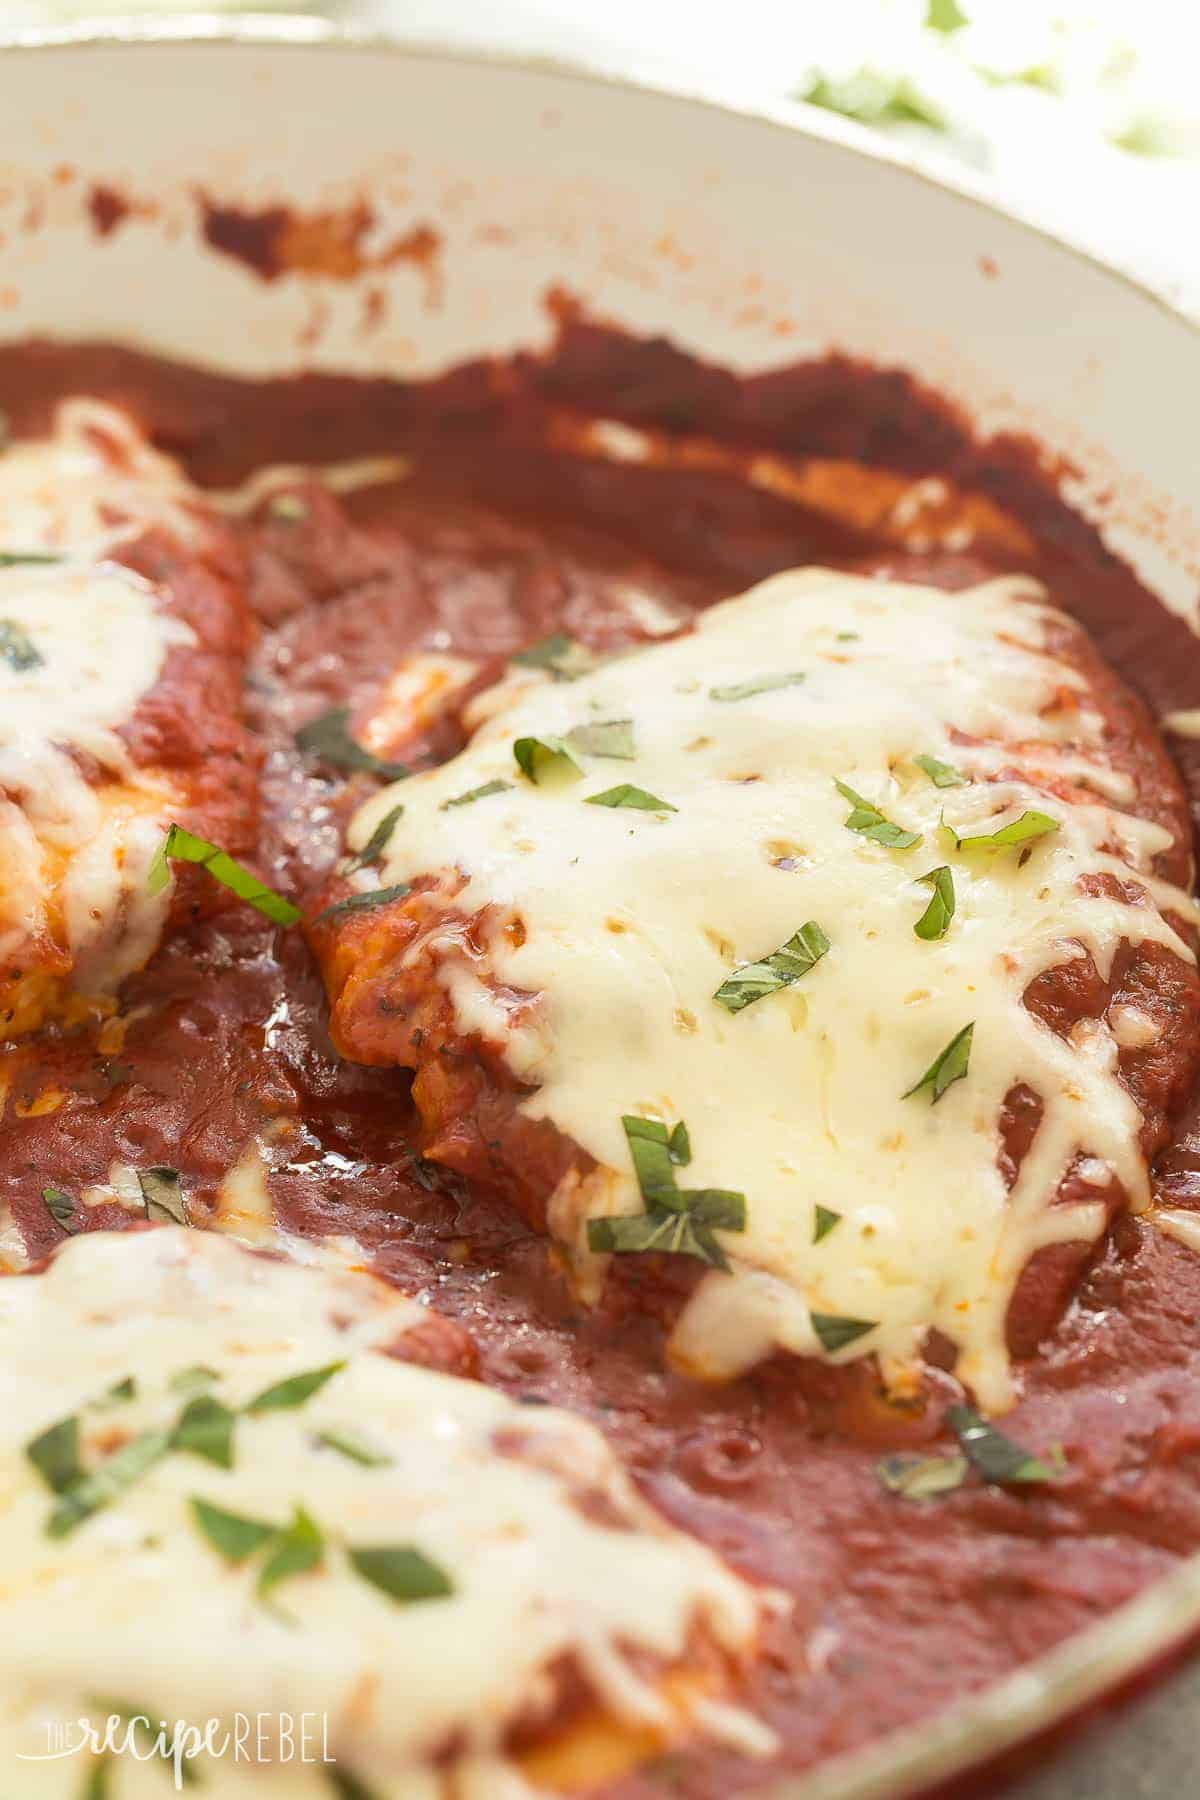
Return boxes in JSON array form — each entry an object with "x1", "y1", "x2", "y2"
[{"x1": 4, "y1": 320, "x2": 1200, "y2": 1796}]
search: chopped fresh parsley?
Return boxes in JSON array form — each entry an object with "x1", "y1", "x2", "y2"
[
  {"x1": 0, "y1": 618, "x2": 43, "y2": 671},
  {"x1": 43, "y1": 1186, "x2": 77, "y2": 1232},
  {"x1": 244, "y1": 1361, "x2": 345, "y2": 1415},
  {"x1": 295, "y1": 708, "x2": 410, "y2": 781},
  {"x1": 810, "y1": 1312, "x2": 877, "y2": 1354},
  {"x1": 877, "y1": 1452, "x2": 969, "y2": 1499},
  {"x1": 171, "y1": 1394, "x2": 237, "y2": 1470},
  {"x1": 585, "y1": 783, "x2": 676, "y2": 812},
  {"x1": 903, "y1": 1022, "x2": 973, "y2": 1104},
  {"x1": 348, "y1": 1544, "x2": 453, "y2": 1605},
  {"x1": 512, "y1": 735, "x2": 583, "y2": 785},
  {"x1": 834, "y1": 780, "x2": 922, "y2": 849},
  {"x1": 713, "y1": 921, "x2": 830, "y2": 1013},
  {"x1": 439, "y1": 779, "x2": 511, "y2": 811},
  {"x1": 947, "y1": 1405, "x2": 1065, "y2": 1486},
  {"x1": 942, "y1": 809, "x2": 1059, "y2": 853},
  {"x1": 137, "y1": 1166, "x2": 186, "y2": 1227},
  {"x1": 312, "y1": 884, "x2": 411, "y2": 926},
  {"x1": 148, "y1": 825, "x2": 301, "y2": 927},
  {"x1": 588, "y1": 1115, "x2": 746, "y2": 1270},
  {"x1": 709, "y1": 671, "x2": 805, "y2": 703},
  {"x1": 343, "y1": 803, "x2": 404, "y2": 871},
  {"x1": 913, "y1": 865, "x2": 955, "y2": 940},
  {"x1": 913, "y1": 753, "x2": 964, "y2": 788},
  {"x1": 813, "y1": 1205, "x2": 841, "y2": 1244}
]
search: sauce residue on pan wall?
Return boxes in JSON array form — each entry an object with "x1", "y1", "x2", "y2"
[{"x1": 3, "y1": 312, "x2": 1200, "y2": 1796}]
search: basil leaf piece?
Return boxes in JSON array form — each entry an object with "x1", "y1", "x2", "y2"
[
  {"x1": 348, "y1": 1544, "x2": 453, "y2": 1605},
  {"x1": 511, "y1": 633, "x2": 596, "y2": 681},
  {"x1": 585, "y1": 783, "x2": 676, "y2": 812},
  {"x1": 137, "y1": 1166, "x2": 186, "y2": 1227},
  {"x1": 343, "y1": 803, "x2": 404, "y2": 872},
  {"x1": 709, "y1": 671, "x2": 805, "y2": 702},
  {"x1": 622, "y1": 1116, "x2": 681, "y2": 1208},
  {"x1": 43, "y1": 1186, "x2": 78, "y2": 1232},
  {"x1": 596, "y1": 1116, "x2": 747, "y2": 1268},
  {"x1": 316, "y1": 1427, "x2": 391, "y2": 1469},
  {"x1": 439, "y1": 779, "x2": 510, "y2": 811},
  {"x1": 47, "y1": 1429, "x2": 172, "y2": 1538},
  {"x1": 312, "y1": 884, "x2": 411, "y2": 926},
  {"x1": 587, "y1": 1209, "x2": 733, "y2": 1269},
  {"x1": 713, "y1": 921, "x2": 830, "y2": 1013},
  {"x1": 95, "y1": 1377, "x2": 137, "y2": 1410},
  {"x1": 172, "y1": 1394, "x2": 237, "y2": 1469},
  {"x1": 913, "y1": 753, "x2": 964, "y2": 788},
  {"x1": 943, "y1": 809, "x2": 1059, "y2": 853},
  {"x1": 914, "y1": 866, "x2": 955, "y2": 941},
  {"x1": 326, "y1": 1768, "x2": 380, "y2": 1800},
  {"x1": 148, "y1": 824, "x2": 301, "y2": 927},
  {"x1": 564, "y1": 718, "x2": 635, "y2": 760},
  {"x1": 0, "y1": 550, "x2": 62, "y2": 567},
  {"x1": 190, "y1": 1496, "x2": 276, "y2": 1563},
  {"x1": 877, "y1": 1452, "x2": 969, "y2": 1499},
  {"x1": 244, "y1": 1361, "x2": 345, "y2": 1415},
  {"x1": 835, "y1": 779, "x2": 922, "y2": 850},
  {"x1": 26, "y1": 1415, "x2": 83, "y2": 1493},
  {"x1": 681, "y1": 1189, "x2": 747, "y2": 1231},
  {"x1": 810, "y1": 1312, "x2": 877, "y2": 1354},
  {"x1": 0, "y1": 618, "x2": 43, "y2": 671},
  {"x1": 257, "y1": 1504, "x2": 324, "y2": 1600},
  {"x1": 512, "y1": 735, "x2": 583, "y2": 785},
  {"x1": 668, "y1": 1121, "x2": 691, "y2": 1166},
  {"x1": 813, "y1": 1205, "x2": 841, "y2": 1243},
  {"x1": 947, "y1": 1405, "x2": 1063, "y2": 1486},
  {"x1": 903, "y1": 1021, "x2": 974, "y2": 1104},
  {"x1": 295, "y1": 707, "x2": 410, "y2": 781},
  {"x1": 169, "y1": 1365, "x2": 220, "y2": 1395}
]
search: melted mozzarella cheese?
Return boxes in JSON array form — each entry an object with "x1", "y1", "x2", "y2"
[
  {"x1": 351, "y1": 568, "x2": 1199, "y2": 1410},
  {"x1": 0, "y1": 406, "x2": 200, "y2": 1027},
  {"x1": 0, "y1": 1228, "x2": 764, "y2": 1796}
]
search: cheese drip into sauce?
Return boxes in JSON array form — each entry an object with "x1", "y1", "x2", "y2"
[
  {"x1": 0, "y1": 1228, "x2": 764, "y2": 1796},
  {"x1": 0, "y1": 403, "x2": 197, "y2": 1029},
  {"x1": 351, "y1": 568, "x2": 1199, "y2": 1411}
]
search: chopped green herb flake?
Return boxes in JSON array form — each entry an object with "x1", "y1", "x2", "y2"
[
  {"x1": 914, "y1": 866, "x2": 955, "y2": 941},
  {"x1": 43, "y1": 1186, "x2": 77, "y2": 1232},
  {"x1": 26, "y1": 1415, "x2": 83, "y2": 1494},
  {"x1": 348, "y1": 1544, "x2": 453, "y2": 1604},
  {"x1": 96, "y1": 1377, "x2": 137, "y2": 1409},
  {"x1": 81, "y1": 1756, "x2": 113, "y2": 1800},
  {"x1": 835, "y1": 779, "x2": 922, "y2": 849},
  {"x1": 813, "y1": 1205, "x2": 841, "y2": 1244},
  {"x1": 713, "y1": 920, "x2": 830, "y2": 1013},
  {"x1": 585, "y1": 783, "x2": 676, "y2": 812},
  {"x1": 47, "y1": 1429, "x2": 171, "y2": 1539},
  {"x1": 148, "y1": 824, "x2": 300, "y2": 926},
  {"x1": 668, "y1": 1121, "x2": 691, "y2": 1166},
  {"x1": 943, "y1": 809, "x2": 1059, "y2": 853},
  {"x1": 245, "y1": 1361, "x2": 345, "y2": 1414},
  {"x1": 877, "y1": 1452, "x2": 969, "y2": 1499},
  {"x1": 257, "y1": 1504, "x2": 324, "y2": 1600},
  {"x1": 709, "y1": 671, "x2": 805, "y2": 703},
  {"x1": 588, "y1": 1209, "x2": 732, "y2": 1268},
  {"x1": 926, "y1": 0, "x2": 967, "y2": 32},
  {"x1": 190, "y1": 1496, "x2": 276, "y2": 1563},
  {"x1": 312, "y1": 884, "x2": 411, "y2": 926},
  {"x1": 511, "y1": 633, "x2": 596, "y2": 680},
  {"x1": 904, "y1": 1021, "x2": 973, "y2": 1103},
  {"x1": 564, "y1": 718, "x2": 635, "y2": 760},
  {"x1": 947, "y1": 1405, "x2": 1063, "y2": 1486},
  {"x1": 836, "y1": 631, "x2": 859, "y2": 642},
  {"x1": 589, "y1": 1117, "x2": 746, "y2": 1269},
  {"x1": 325, "y1": 1769, "x2": 380, "y2": 1800},
  {"x1": 800, "y1": 70, "x2": 946, "y2": 131},
  {"x1": 344, "y1": 803, "x2": 404, "y2": 871},
  {"x1": 623, "y1": 1116, "x2": 682, "y2": 1208},
  {"x1": 913, "y1": 753, "x2": 965, "y2": 788},
  {"x1": 0, "y1": 618, "x2": 43, "y2": 671},
  {"x1": 137, "y1": 1166, "x2": 186, "y2": 1226},
  {"x1": 0, "y1": 550, "x2": 63, "y2": 567},
  {"x1": 295, "y1": 708, "x2": 410, "y2": 781},
  {"x1": 513, "y1": 734, "x2": 582, "y2": 786},
  {"x1": 439, "y1": 779, "x2": 511, "y2": 811},
  {"x1": 169, "y1": 1365, "x2": 220, "y2": 1395},
  {"x1": 316, "y1": 1427, "x2": 392, "y2": 1469},
  {"x1": 172, "y1": 1393, "x2": 237, "y2": 1469},
  {"x1": 811, "y1": 1312, "x2": 877, "y2": 1354}
]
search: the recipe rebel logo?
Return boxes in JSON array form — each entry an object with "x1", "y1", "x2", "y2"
[{"x1": 17, "y1": 1709, "x2": 337, "y2": 1790}]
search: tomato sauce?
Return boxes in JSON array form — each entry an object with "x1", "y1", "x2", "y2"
[{"x1": 3, "y1": 319, "x2": 1200, "y2": 1796}]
